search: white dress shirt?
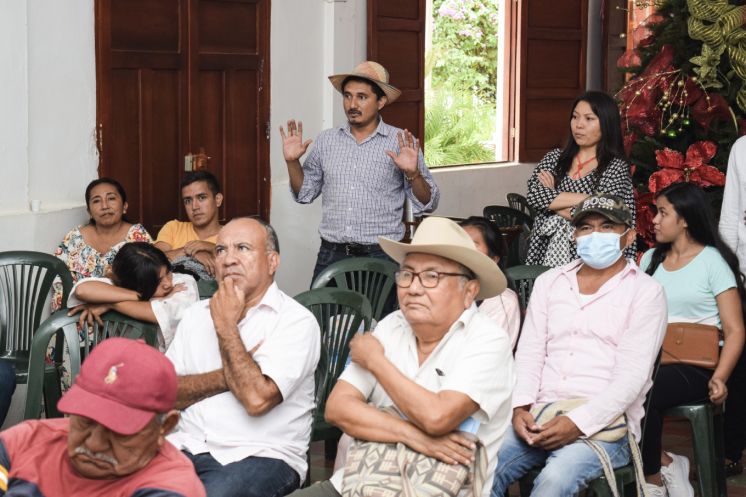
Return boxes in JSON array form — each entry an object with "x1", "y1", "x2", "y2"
[
  {"x1": 67, "y1": 274, "x2": 199, "y2": 352},
  {"x1": 720, "y1": 135, "x2": 746, "y2": 276},
  {"x1": 329, "y1": 304, "x2": 516, "y2": 497},
  {"x1": 165, "y1": 282, "x2": 320, "y2": 480}
]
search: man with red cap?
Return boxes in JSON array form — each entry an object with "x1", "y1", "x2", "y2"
[{"x1": 0, "y1": 338, "x2": 205, "y2": 497}]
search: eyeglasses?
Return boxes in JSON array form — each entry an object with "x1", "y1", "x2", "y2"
[{"x1": 394, "y1": 270, "x2": 473, "y2": 289}]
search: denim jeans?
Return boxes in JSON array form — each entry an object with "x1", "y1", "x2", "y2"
[
  {"x1": 0, "y1": 359, "x2": 16, "y2": 426},
  {"x1": 490, "y1": 426, "x2": 632, "y2": 497},
  {"x1": 311, "y1": 245, "x2": 397, "y2": 286},
  {"x1": 183, "y1": 451, "x2": 300, "y2": 497}
]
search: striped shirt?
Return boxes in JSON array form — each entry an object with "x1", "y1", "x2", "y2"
[{"x1": 291, "y1": 117, "x2": 440, "y2": 244}]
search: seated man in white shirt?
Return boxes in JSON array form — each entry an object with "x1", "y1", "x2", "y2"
[
  {"x1": 289, "y1": 217, "x2": 516, "y2": 497},
  {"x1": 490, "y1": 194, "x2": 668, "y2": 497},
  {"x1": 165, "y1": 217, "x2": 321, "y2": 497}
]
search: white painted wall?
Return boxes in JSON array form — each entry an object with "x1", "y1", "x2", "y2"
[
  {"x1": 431, "y1": 163, "x2": 537, "y2": 218},
  {"x1": 270, "y1": 0, "x2": 368, "y2": 295},
  {"x1": 0, "y1": 0, "x2": 95, "y2": 254}
]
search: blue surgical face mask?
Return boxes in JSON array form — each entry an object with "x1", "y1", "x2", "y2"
[{"x1": 576, "y1": 229, "x2": 629, "y2": 269}]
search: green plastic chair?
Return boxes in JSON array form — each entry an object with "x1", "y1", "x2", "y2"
[
  {"x1": 504, "y1": 265, "x2": 551, "y2": 309},
  {"x1": 660, "y1": 402, "x2": 726, "y2": 497},
  {"x1": 22, "y1": 309, "x2": 158, "y2": 421},
  {"x1": 294, "y1": 288, "x2": 372, "y2": 486},
  {"x1": 311, "y1": 257, "x2": 399, "y2": 322},
  {"x1": 0, "y1": 251, "x2": 74, "y2": 384},
  {"x1": 197, "y1": 280, "x2": 219, "y2": 300},
  {"x1": 507, "y1": 193, "x2": 536, "y2": 220},
  {"x1": 519, "y1": 351, "x2": 663, "y2": 497},
  {"x1": 483, "y1": 206, "x2": 534, "y2": 267}
]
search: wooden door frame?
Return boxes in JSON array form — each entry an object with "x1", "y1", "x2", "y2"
[{"x1": 94, "y1": 0, "x2": 272, "y2": 224}]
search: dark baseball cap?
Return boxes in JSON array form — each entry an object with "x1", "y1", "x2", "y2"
[{"x1": 570, "y1": 193, "x2": 633, "y2": 228}]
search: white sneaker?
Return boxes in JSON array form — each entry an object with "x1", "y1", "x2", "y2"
[
  {"x1": 660, "y1": 452, "x2": 694, "y2": 497},
  {"x1": 646, "y1": 482, "x2": 668, "y2": 496}
]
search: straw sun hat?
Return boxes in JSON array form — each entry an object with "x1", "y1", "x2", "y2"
[
  {"x1": 328, "y1": 61, "x2": 402, "y2": 105},
  {"x1": 379, "y1": 217, "x2": 508, "y2": 301}
]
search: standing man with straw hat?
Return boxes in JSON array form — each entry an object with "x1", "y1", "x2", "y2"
[{"x1": 280, "y1": 61, "x2": 440, "y2": 284}]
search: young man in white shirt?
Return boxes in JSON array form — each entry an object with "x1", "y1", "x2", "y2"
[
  {"x1": 166, "y1": 217, "x2": 321, "y2": 497},
  {"x1": 288, "y1": 217, "x2": 516, "y2": 497}
]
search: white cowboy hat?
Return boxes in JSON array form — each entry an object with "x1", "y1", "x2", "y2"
[
  {"x1": 379, "y1": 217, "x2": 508, "y2": 300},
  {"x1": 328, "y1": 61, "x2": 402, "y2": 105}
]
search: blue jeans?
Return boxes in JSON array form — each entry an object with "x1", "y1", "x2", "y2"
[
  {"x1": 311, "y1": 245, "x2": 396, "y2": 287},
  {"x1": 183, "y1": 452, "x2": 300, "y2": 497},
  {"x1": 0, "y1": 359, "x2": 16, "y2": 426},
  {"x1": 490, "y1": 426, "x2": 632, "y2": 497}
]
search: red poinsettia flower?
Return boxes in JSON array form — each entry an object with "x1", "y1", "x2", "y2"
[
  {"x1": 649, "y1": 142, "x2": 725, "y2": 194},
  {"x1": 635, "y1": 190, "x2": 657, "y2": 248}
]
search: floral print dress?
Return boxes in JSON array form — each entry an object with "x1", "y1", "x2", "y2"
[{"x1": 48, "y1": 224, "x2": 153, "y2": 390}]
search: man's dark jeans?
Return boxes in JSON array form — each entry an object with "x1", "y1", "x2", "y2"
[
  {"x1": 311, "y1": 245, "x2": 396, "y2": 285},
  {"x1": 183, "y1": 452, "x2": 300, "y2": 497}
]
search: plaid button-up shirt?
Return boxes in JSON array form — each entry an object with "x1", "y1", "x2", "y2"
[{"x1": 291, "y1": 117, "x2": 439, "y2": 244}]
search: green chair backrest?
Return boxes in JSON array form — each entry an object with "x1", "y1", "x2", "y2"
[
  {"x1": 504, "y1": 265, "x2": 551, "y2": 309},
  {"x1": 311, "y1": 257, "x2": 399, "y2": 322},
  {"x1": 23, "y1": 309, "x2": 158, "y2": 420},
  {"x1": 0, "y1": 251, "x2": 74, "y2": 373},
  {"x1": 483, "y1": 206, "x2": 534, "y2": 268},
  {"x1": 197, "y1": 280, "x2": 219, "y2": 300},
  {"x1": 506, "y1": 193, "x2": 536, "y2": 219},
  {"x1": 294, "y1": 288, "x2": 372, "y2": 430}
]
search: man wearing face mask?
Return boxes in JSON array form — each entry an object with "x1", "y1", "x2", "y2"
[{"x1": 490, "y1": 193, "x2": 668, "y2": 497}]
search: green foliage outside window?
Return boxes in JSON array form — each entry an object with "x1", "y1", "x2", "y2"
[{"x1": 425, "y1": 0, "x2": 499, "y2": 166}]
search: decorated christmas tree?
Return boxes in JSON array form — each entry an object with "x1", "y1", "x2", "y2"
[{"x1": 617, "y1": 0, "x2": 746, "y2": 249}]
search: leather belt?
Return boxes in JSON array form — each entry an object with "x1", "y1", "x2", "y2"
[{"x1": 321, "y1": 238, "x2": 382, "y2": 256}]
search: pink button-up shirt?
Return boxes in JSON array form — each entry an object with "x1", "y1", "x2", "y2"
[{"x1": 513, "y1": 258, "x2": 667, "y2": 441}]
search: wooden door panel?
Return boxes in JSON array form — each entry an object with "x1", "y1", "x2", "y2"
[
  {"x1": 193, "y1": 0, "x2": 269, "y2": 222},
  {"x1": 368, "y1": 0, "x2": 426, "y2": 145},
  {"x1": 110, "y1": 0, "x2": 179, "y2": 52},
  {"x1": 97, "y1": 0, "x2": 270, "y2": 233},
  {"x1": 109, "y1": 69, "x2": 142, "y2": 223},
  {"x1": 518, "y1": 0, "x2": 587, "y2": 161},
  {"x1": 602, "y1": 0, "x2": 628, "y2": 93}
]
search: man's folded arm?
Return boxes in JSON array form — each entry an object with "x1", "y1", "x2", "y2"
[
  {"x1": 566, "y1": 284, "x2": 668, "y2": 437},
  {"x1": 173, "y1": 370, "x2": 229, "y2": 410}
]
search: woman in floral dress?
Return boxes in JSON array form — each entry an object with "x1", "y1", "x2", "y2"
[{"x1": 49, "y1": 178, "x2": 152, "y2": 389}]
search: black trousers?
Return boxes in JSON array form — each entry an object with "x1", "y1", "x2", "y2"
[{"x1": 642, "y1": 357, "x2": 746, "y2": 476}]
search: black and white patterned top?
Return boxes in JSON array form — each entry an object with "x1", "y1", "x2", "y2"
[{"x1": 525, "y1": 149, "x2": 637, "y2": 266}]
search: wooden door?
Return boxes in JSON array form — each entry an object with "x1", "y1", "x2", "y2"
[
  {"x1": 367, "y1": 0, "x2": 426, "y2": 145},
  {"x1": 602, "y1": 0, "x2": 628, "y2": 94},
  {"x1": 95, "y1": 0, "x2": 270, "y2": 235},
  {"x1": 517, "y1": 0, "x2": 588, "y2": 162}
]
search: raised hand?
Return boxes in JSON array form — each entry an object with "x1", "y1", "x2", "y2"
[
  {"x1": 280, "y1": 120, "x2": 313, "y2": 162},
  {"x1": 386, "y1": 130, "x2": 420, "y2": 176}
]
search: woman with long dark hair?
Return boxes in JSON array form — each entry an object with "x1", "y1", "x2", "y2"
[
  {"x1": 639, "y1": 182, "x2": 746, "y2": 495},
  {"x1": 51, "y1": 178, "x2": 153, "y2": 313},
  {"x1": 460, "y1": 217, "x2": 522, "y2": 348},
  {"x1": 526, "y1": 91, "x2": 635, "y2": 267},
  {"x1": 67, "y1": 242, "x2": 198, "y2": 352}
]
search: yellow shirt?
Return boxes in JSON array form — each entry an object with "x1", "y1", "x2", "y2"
[{"x1": 156, "y1": 220, "x2": 220, "y2": 249}]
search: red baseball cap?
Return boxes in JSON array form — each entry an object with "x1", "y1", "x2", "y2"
[{"x1": 57, "y1": 338, "x2": 178, "y2": 435}]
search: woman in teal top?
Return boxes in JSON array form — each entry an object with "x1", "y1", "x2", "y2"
[{"x1": 639, "y1": 182, "x2": 746, "y2": 496}]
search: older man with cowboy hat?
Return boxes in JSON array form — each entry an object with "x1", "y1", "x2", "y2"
[
  {"x1": 280, "y1": 61, "x2": 440, "y2": 285},
  {"x1": 288, "y1": 217, "x2": 516, "y2": 497},
  {"x1": 0, "y1": 338, "x2": 205, "y2": 496}
]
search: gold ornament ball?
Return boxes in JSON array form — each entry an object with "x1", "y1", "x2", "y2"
[
  {"x1": 635, "y1": 90, "x2": 641, "y2": 96},
  {"x1": 672, "y1": 113, "x2": 679, "y2": 119},
  {"x1": 620, "y1": 33, "x2": 626, "y2": 38},
  {"x1": 691, "y1": 76, "x2": 698, "y2": 83},
  {"x1": 647, "y1": 85, "x2": 653, "y2": 90},
  {"x1": 626, "y1": 105, "x2": 631, "y2": 109},
  {"x1": 677, "y1": 80, "x2": 684, "y2": 87}
]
